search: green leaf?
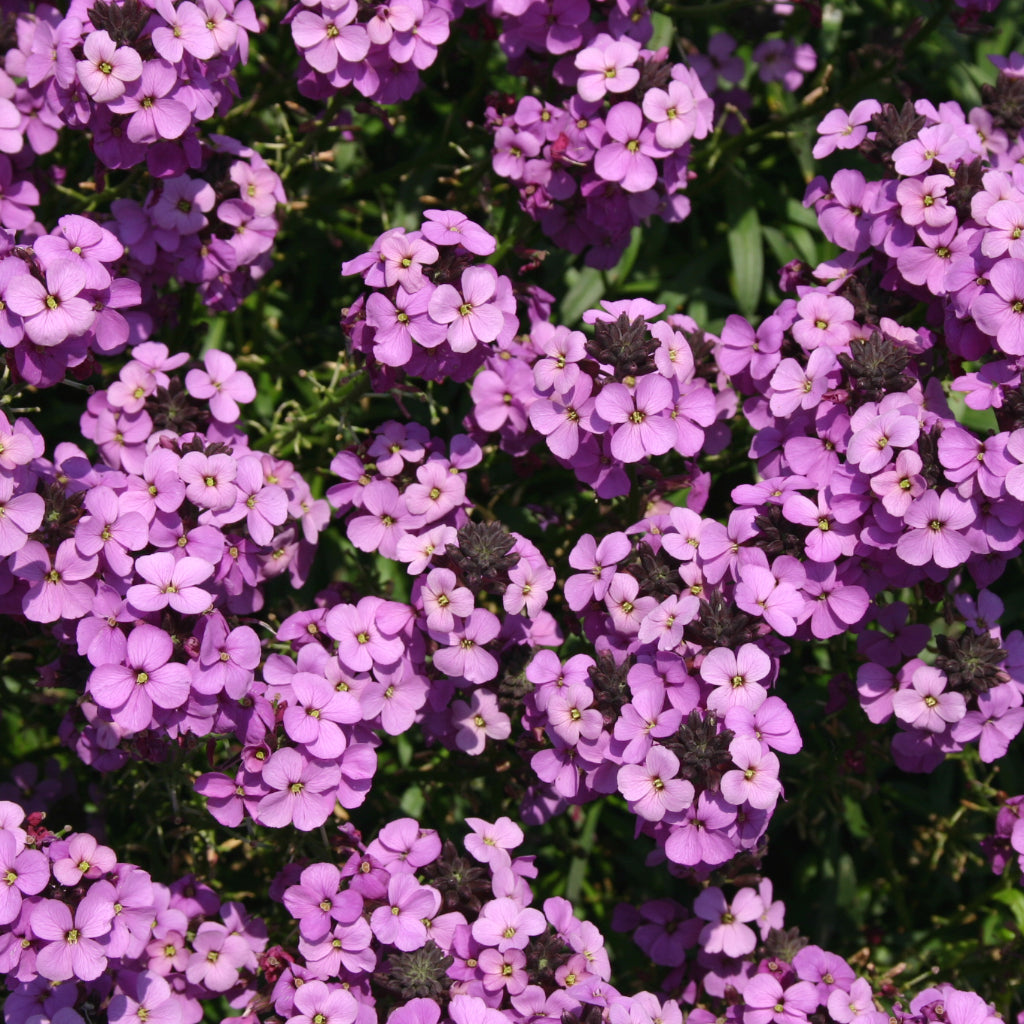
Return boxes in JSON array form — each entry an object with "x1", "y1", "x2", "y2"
[
  {"x1": 993, "y1": 889, "x2": 1024, "y2": 934},
  {"x1": 727, "y1": 205, "x2": 764, "y2": 318}
]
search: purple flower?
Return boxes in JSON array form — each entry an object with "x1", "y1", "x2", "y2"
[
  {"x1": 89, "y1": 624, "x2": 191, "y2": 733},
  {"x1": 743, "y1": 974, "x2": 819, "y2": 1024},
  {"x1": 12, "y1": 539, "x2": 97, "y2": 623},
  {"x1": 472, "y1": 897, "x2": 546, "y2": 952},
  {"x1": 32, "y1": 890, "x2": 113, "y2": 982},
  {"x1": 896, "y1": 489, "x2": 975, "y2": 567},
  {"x1": 594, "y1": 375, "x2": 676, "y2": 463},
  {"x1": 693, "y1": 886, "x2": 761, "y2": 957},
  {"x1": 421, "y1": 211, "x2": 496, "y2": 255},
  {"x1": 721, "y1": 737, "x2": 782, "y2": 809},
  {"x1": 288, "y1": 980, "x2": 359, "y2": 1024},
  {"x1": 185, "y1": 349, "x2": 256, "y2": 422},
  {"x1": 574, "y1": 36, "x2": 640, "y2": 102},
  {"x1": 431, "y1": 608, "x2": 501, "y2": 684},
  {"x1": 256, "y1": 747, "x2": 341, "y2": 831},
  {"x1": 370, "y1": 873, "x2": 440, "y2": 951},
  {"x1": 5, "y1": 261, "x2": 96, "y2": 346},
  {"x1": 617, "y1": 746, "x2": 694, "y2": 822},
  {"x1": 185, "y1": 921, "x2": 253, "y2": 992},
  {"x1": 0, "y1": 832, "x2": 48, "y2": 926},
  {"x1": 127, "y1": 553, "x2": 213, "y2": 614},
  {"x1": 892, "y1": 666, "x2": 966, "y2": 733},
  {"x1": 951, "y1": 684, "x2": 1024, "y2": 762},
  {"x1": 108, "y1": 59, "x2": 190, "y2": 143},
  {"x1": 428, "y1": 266, "x2": 505, "y2": 350},
  {"x1": 594, "y1": 102, "x2": 663, "y2": 193},
  {"x1": 76, "y1": 30, "x2": 142, "y2": 102}
]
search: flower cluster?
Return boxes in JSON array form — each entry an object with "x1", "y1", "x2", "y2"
[
  {"x1": 682, "y1": 75, "x2": 1024, "y2": 772},
  {"x1": 0, "y1": 344, "x2": 330, "y2": 770},
  {"x1": 487, "y1": 39, "x2": 713, "y2": 269},
  {"x1": 0, "y1": 216, "x2": 144, "y2": 387},
  {"x1": 1, "y1": 2, "x2": 282, "y2": 318},
  {"x1": 0, "y1": 799, "x2": 268, "y2": 1024},
  {"x1": 342, "y1": 211, "x2": 514, "y2": 384},
  {"x1": 8, "y1": 0, "x2": 258, "y2": 175},
  {"x1": 287, "y1": 0, "x2": 453, "y2": 104},
  {"x1": 1, "y1": 801, "x2": 1002, "y2": 1024}
]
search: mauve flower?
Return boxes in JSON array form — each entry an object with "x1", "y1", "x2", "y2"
[
  {"x1": 108, "y1": 59, "x2": 190, "y2": 143},
  {"x1": 617, "y1": 746, "x2": 694, "y2": 822},
  {"x1": 256, "y1": 748, "x2": 340, "y2": 831},
  {"x1": 0, "y1": 475, "x2": 44, "y2": 557},
  {"x1": 5, "y1": 261, "x2": 95, "y2": 346},
  {"x1": 32, "y1": 890, "x2": 113, "y2": 982},
  {"x1": 431, "y1": 608, "x2": 501, "y2": 684},
  {"x1": 88, "y1": 624, "x2": 191, "y2": 733},
  {"x1": 76, "y1": 30, "x2": 142, "y2": 102},
  {"x1": 721, "y1": 737, "x2": 782, "y2": 809},
  {"x1": 151, "y1": 0, "x2": 219, "y2": 62},
  {"x1": 185, "y1": 349, "x2": 256, "y2": 422},
  {"x1": 574, "y1": 36, "x2": 640, "y2": 102},
  {"x1": 892, "y1": 666, "x2": 966, "y2": 733},
  {"x1": 421, "y1": 210, "x2": 496, "y2": 255},
  {"x1": 693, "y1": 886, "x2": 761, "y2": 957},
  {"x1": 595, "y1": 375, "x2": 676, "y2": 463},
  {"x1": 743, "y1": 974, "x2": 819, "y2": 1024},
  {"x1": 127, "y1": 553, "x2": 213, "y2": 614},
  {"x1": 370, "y1": 873, "x2": 440, "y2": 951},
  {"x1": 0, "y1": 832, "x2": 48, "y2": 926},
  {"x1": 12, "y1": 539, "x2": 97, "y2": 623},
  {"x1": 185, "y1": 921, "x2": 252, "y2": 991},
  {"x1": 594, "y1": 102, "x2": 663, "y2": 193},
  {"x1": 896, "y1": 489, "x2": 975, "y2": 567},
  {"x1": 289, "y1": 980, "x2": 360, "y2": 1024},
  {"x1": 428, "y1": 266, "x2": 505, "y2": 351}
]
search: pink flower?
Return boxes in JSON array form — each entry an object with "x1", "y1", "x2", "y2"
[
  {"x1": 88, "y1": 624, "x2": 191, "y2": 733},
  {"x1": 428, "y1": 266, "x2": 505, "y2": 351},
  {"x1": 32, "y1": 890, "x2": 113, "y2": 982},
  {"x1": 5, "y1": 261, "x2": 96, "y2": 346},
  {"x1": 693, "y1": 886, "x2": 762, "y2": 957},
  {"x1": 256, "y1": 748, "x2": 341, "y2": 831},
  {"x1": 185, "y1": 349, "x2": 257, "y2": 422},
  {"x1": 370, "y1": 873, "x2": 440, "y2": 950},
  {"x1": 76, "y1": 30, "x2": 142, "y2": 102},
  {"x1": 617, "y1": 746, "x2": 694, "y2": 821},
  {"x1": 12, "y1": 539, "x2": 97, "y2": 623},
  {"x1": 892, "y1": 666, "x2": 967, "y2": 733},
  {"x1": 127, "y1": 553, "x2": 214, "y2": 614}
]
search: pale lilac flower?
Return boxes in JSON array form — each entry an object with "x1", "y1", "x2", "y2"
[
  {"x1": 594, "y1": 375, "x2": 676, "y2": 463},
  {"x1": 370, "y1": 874, "x2": 440, "y2": 951},
  {"x1": 464, "y1": 816, "x2": 524, "y2": 867},
  {"x1": 0, "y1": 831, "x2": 48, "y2": 926},
  {"x1": 76, "y1": 30, "x2": 142, "y2": 102},
  {"x1": 693, "y1": 886, "x2": 761, "y2": 957},
  {"x1": 617, "y1": 746, "x2": 694, "y2": 821},
  {"x1": 5, "y1": 261, "x2": 95, "y2": 346},
  {"x1": 185, "y1": 349, "x2": 256, "y2": 422},
  {"x1": 12, "y1": 540, "x2": 97, "y2": 623},
  {"x1": 892, "y1": 666, "x2": 967, "y2": 732},
  {"x1": 428, "y1": 266, "x2": 505, "y2": 351},
  {"x1": 108, "y1": 59, "x2": 190, "y2": 143},
  {"x1": 32, "y1": 890, "x2": 113, "y2": 982},
  {"x1": 127, "y1": 553, "x2": 214, "y2": 614},
  {"x1": 896, "y1": 490, "x2": 975, "y2": 567},
  {"x1": 721, "y1": 737, "x2": 782, "y2": 809},
  {"x1": 743, "y1": 974, "x2": 819, "y2": 1024},
  {"x1": 574, "y1": 36, "x2": 641, "y2": 102},
  {"x1": 256, "y1": 748, "x2": 341, "y2": 831},
  {"x1": 88, "y1": 624, "x2": 190, "y2": 733},
  {"x1": 451, "y1": 690, "x2": 512, "y2": 755}
]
